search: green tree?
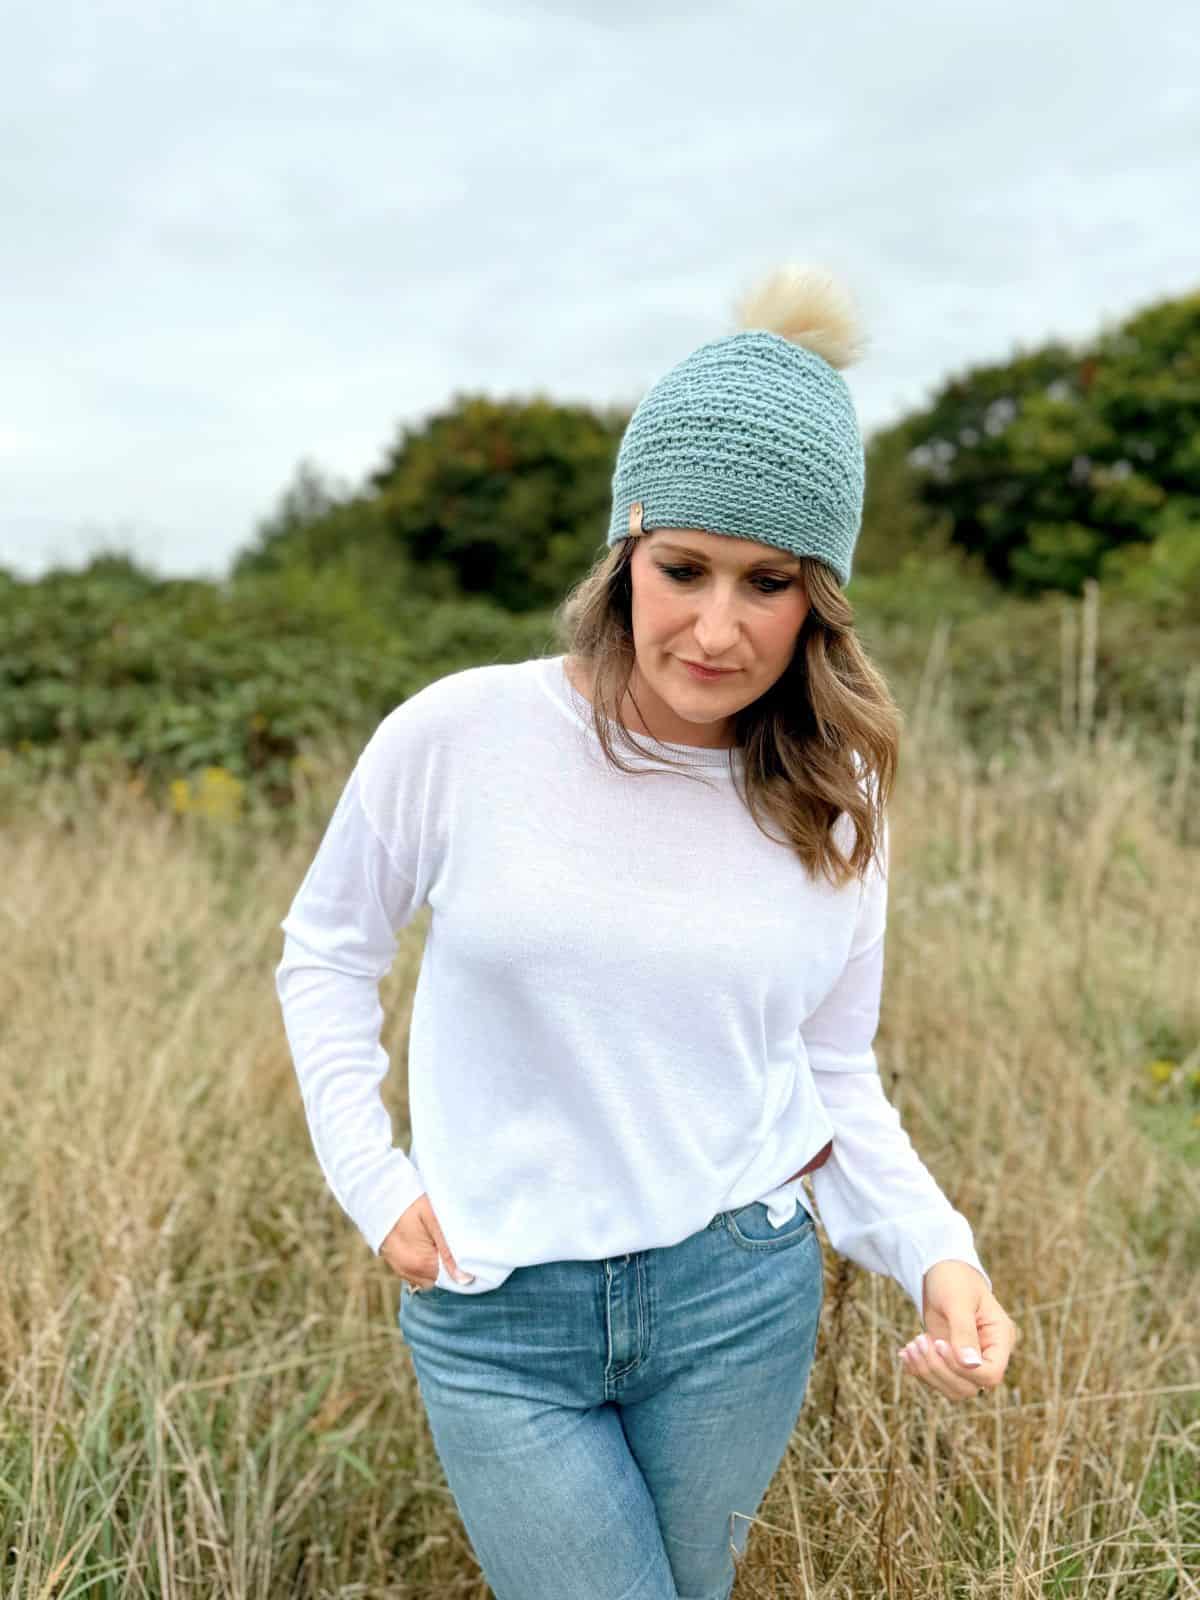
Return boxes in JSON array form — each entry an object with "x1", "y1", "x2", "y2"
[
  {"x1": 899, "y1": 289, "x2": 1200, "y2": 595},
  {"x1": 364, "y1": 392, "x2": 627, "y2": 612},
  {"x1": 232, "y1": 399, "x2": 629, "y2": 614}
]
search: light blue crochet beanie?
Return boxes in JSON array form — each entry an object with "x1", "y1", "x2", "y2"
[{"x1": 606, "y1": 265, "x2": 869, "y2": 586}]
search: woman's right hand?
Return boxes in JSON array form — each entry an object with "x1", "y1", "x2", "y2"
[{"x1": 379, "y1": 1194, "x2": 474, "y2": 1289}]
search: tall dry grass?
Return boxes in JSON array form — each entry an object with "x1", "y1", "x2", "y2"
[{"x1": 2, "y1": 588, "x2": 1198, "y2": 1597}]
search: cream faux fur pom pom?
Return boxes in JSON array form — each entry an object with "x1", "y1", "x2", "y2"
[{"x1": 732, "y1": 264, "x2": 868, "y2": 371}]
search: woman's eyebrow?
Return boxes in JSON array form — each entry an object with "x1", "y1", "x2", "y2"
[{"x1": 654, "y1": 541, "x2": 802, "y2": 571}]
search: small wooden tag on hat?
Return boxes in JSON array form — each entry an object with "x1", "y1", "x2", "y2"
[{"x1": 628, "y1": 501, "x2": 645, "y2": 535}]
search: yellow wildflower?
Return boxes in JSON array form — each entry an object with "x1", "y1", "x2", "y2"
[
  {"x1": 195, "y1": 766, "x2": 244, "y2": 822},
  {"x1": 170, "y1": 767, "x2": 245, "y2": 822}
]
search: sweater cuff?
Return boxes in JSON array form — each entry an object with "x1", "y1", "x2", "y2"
[
  {"x1": 353, "y1": 1156, "x2": 429, "y2": 1257},
  {"x1": 894, "y1": 1215, "x2": 992, "y2": 1321}
]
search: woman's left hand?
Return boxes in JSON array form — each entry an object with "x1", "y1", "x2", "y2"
[{"x1": 898, "y1": 1260, "x2": 1019, "y2": 1401}]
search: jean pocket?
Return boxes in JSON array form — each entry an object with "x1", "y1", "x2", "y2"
[{"x1": 723, "y1": 1199, "x2": 817, "y2": 1252}]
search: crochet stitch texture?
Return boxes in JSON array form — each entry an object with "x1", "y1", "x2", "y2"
[{"x1": 606, "y1": 328, "x2": 865, "y2": 586}]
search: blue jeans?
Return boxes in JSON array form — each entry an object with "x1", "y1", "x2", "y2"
[{"x1": 397, "y1": 1198, "x2": 823, "y2": 1600}]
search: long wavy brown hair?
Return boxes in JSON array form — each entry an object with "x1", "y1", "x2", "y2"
[{"x1": 550, "y1": 531, "x2": 902, "y2": 891}]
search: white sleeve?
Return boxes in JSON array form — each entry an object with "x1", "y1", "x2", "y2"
[
  {"x1": 274, "y1": 759, "x2": 429, "y2": 1256},
  {"x1": 803, "y1": 817, "x2": 991, "y2": 1318}
]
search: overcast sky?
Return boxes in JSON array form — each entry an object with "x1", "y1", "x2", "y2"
[{"x1": 5, "y1": 0, "x2": 1197, "y2": 581}]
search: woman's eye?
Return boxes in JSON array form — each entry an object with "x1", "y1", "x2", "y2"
[{"x1": 657, "y1": 564, "x2": 791, "y2": 595}]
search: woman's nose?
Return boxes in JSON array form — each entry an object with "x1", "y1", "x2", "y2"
[{"x1": 692, "y1": 595, "x2": 740, "y2": 647}]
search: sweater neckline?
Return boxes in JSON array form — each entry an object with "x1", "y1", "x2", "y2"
[{"x1": 536, "y1": 655, "x2": 745, "y2": 772}]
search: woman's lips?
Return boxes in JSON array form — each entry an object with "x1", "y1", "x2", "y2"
[{"x1": 680, "y1": 659, "x2": 737, "y2": 681}]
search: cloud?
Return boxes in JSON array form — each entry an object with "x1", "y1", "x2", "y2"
[{"x1": 3, "y1": 0, "x2": 1198, "y2": 578}]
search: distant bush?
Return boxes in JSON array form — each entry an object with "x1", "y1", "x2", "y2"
[
  {"x1": 1098, "y1": 500, "x2": 1200, "y2": 621},
  {"x1": 3, "y1": 548, "x2": 1195, "y2": 826},
  {"x1": 0, "y1": 557, "x2": 555, "y2": 811}
]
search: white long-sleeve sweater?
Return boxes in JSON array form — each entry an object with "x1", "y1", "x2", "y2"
[{"x1": 274, "y1": 653, "x2": 990, "y2": 1317}]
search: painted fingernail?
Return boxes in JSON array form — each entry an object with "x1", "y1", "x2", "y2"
[
  {"x1": 453, "y1": 1269, "x2": 475, "y2": 1284},
  {"x1": 959, "y1": 1346, "x2": 982, "y2": 1367},
  {"x1": 916, "y1": 1334, "x2": 930, "y2": 1355},
  {"x1": 934, "y1": 1339, "x2": 949, "y2": 1358}
]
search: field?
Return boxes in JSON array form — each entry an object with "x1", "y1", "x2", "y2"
[{"x1": 2, "y1": 626, "x2": 1198, "y2": 1598}]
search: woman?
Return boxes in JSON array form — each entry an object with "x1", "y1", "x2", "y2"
[{"x1": 275, "y1": 263, "x2": 1018, "y2": 1600}]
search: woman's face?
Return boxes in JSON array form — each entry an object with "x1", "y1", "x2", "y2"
[{"x1": 625, "y1": 527, "x2": 811, "y2": 748}]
